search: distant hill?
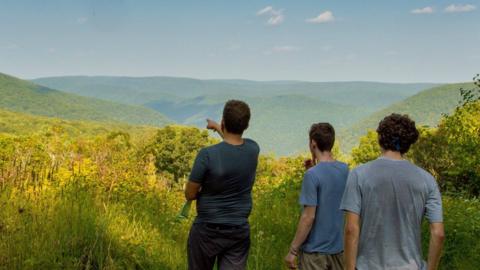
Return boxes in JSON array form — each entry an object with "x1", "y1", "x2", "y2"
[
  {"x1": 341, "y1": 83, "x2": 469, "y2": 151},
  {"x1": 0, "y1": 73, "x2": 170, "y2": 126},
  {"x1": 33, "y1": 76, "x2": 436, "y2": 110},
  {"x1": 33, "y1": 76, "x2": 438, "y2": 155}
]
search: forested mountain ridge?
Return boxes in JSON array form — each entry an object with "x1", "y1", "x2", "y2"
[
  {"x1": 341, "y1": 82, "x2": 469, "y2": 150},
  {"x1": 32, "y1": 75, "x2": 438, "y2": 155},
  {"x1": 0, "y1": 73, "x2": 171, "y2": 127}
]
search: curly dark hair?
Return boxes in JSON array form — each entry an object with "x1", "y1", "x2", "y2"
[
  {"x1": 309, "y1": 123, "x2": 335, "y2": 151},
  {"x1": 376, "y1": 113, "x2": 419, "y2": 154},
  {"x1": 223, "y1": 100, "x2": 251, "y2": 134}
]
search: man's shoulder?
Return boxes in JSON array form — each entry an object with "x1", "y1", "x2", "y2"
[
  {"x1": 244, "y1": 138, "x2": 260, "y2": 151},
  {"x1": 198, "y1": 143, "x2": 222, "y2": 155}
]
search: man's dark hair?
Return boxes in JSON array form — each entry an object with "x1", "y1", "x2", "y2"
[
  {"x1": 222, "y1": 100, "x2": 251, "y2": 135},
  {"x1": 376, "y1": 113, "x2": 419, "y2": 154},
  {"x1": 309, "y1": 123, "x2": 335, "y2": 152}
]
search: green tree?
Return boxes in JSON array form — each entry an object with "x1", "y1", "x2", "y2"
[
  {"x1": 148, "y1": 126, "x2": 215, "y2": 182},
  {"x1": 350, "y1": 130, "x2": 381, "y2": 166}
]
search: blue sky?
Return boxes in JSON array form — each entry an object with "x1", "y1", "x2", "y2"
[{"x1": 0, "y1": 0, "x2": 479, "y2": 82}]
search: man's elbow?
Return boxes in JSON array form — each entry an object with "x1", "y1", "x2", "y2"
[
  {"x1": 344, "y1": 224, "x2": 359, "y2": 237},
  {"x1": 431, "y1": 226, "x2": 445, "y2": 241},
  {"x1": 184, "y1": 191, "x2": 197, "y2": 201},
  {"x1": 301, "y1": 213, "x2": 315, "y2": 226}
]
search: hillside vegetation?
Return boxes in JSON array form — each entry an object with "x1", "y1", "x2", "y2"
[
  {"x1": 0, "y1": 93, "x2": 479, "y2": 268},
  {"x1": 0, "y1": 107, "x2": 158, "y2": 143},
  {"x1": 0, "y1": 73, "x2": 170, "y2": 126},
  {"x1": 341, "y1": 83, "x2": 467, "y2": 151}
]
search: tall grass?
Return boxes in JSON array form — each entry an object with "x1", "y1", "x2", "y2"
[{"x1": 0, "y1": 164, "x2": 479, "y2": 269}]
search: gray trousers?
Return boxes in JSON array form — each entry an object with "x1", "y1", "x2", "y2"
[{"x1": 187, "y1": 223, "x2": 250, "y2": 270}]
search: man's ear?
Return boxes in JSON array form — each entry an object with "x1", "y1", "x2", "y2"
[
  {"x1": 220, "y1": 119, "x2": 225, "y2": 132},
  {"x1": 310, "y1": 139, "x2": 317, "y2": 150}
]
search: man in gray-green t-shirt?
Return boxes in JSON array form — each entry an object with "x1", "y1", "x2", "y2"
[
  {"x1": 184, "y1": 100, "x2": 260, "y2": 270},
  {"x1": 340, "y1": 114, "x2": 445, "y2": 270}
]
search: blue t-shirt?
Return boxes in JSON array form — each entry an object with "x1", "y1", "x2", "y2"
[{"x1": 299, "y1": 161, "x2": 349, "y2": 254}]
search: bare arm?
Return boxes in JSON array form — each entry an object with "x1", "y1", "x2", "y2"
[
  {"x1": 206, "y1": 119, "x2": 224, "y2": 138},
  {"x1": 427, "y1": 222, "x2": 445, "y2": 270},
  {"x1": 344, "y1": 212, "x2": 360, "y2": 270},
  {"x1": 184, "y1": 181, "x2": 201, "y2": 200},
  {"x1": 284, "y1": 206, "x2": 316, "y2": 269},
  {"x1": 290, "y1": 206, "x2": 316, "y2": 252}
]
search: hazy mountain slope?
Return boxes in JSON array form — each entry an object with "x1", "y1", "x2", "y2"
[
  {"x1": 341, "y1": 83, "x2": 469, "y2": 151},
  {"x1": 33, "y1": 76, "x2": 436, "y2": 110},
  {"x1": 149, "y1": 95, "x2": 367, "y2": 155},
  {"x1": 0, "y1": 107, "x2": 157, "y2": 139},
  {"x1": 245, "y1": 95, "x2": 368, "y2": 155},
  {"x1": 0, "y1": 73, "x2": 170, "y2": 126}
]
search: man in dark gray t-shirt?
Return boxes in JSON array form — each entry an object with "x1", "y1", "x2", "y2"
[
  {"x1": 341, "y1": 114, "x2": 445, "y2": 270},
  {"x1": 185, "y1": 100, "x2": 259, "y2": 270}
]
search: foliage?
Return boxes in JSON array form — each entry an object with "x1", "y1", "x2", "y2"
[
  {"x1": 147, "y1": 125, "x2": 216, "y2": 182},
  {"x1": 0, "y1": 128, "x2": 478, "y2": 269},
  {"x1": 342, "y1": 82, "x2": 469, "y2": 151},
  {"x1": 350, "y1": 130, "x2": 380, "y2": 166}
]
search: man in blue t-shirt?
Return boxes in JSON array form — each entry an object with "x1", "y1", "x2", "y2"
[
  {"x1": 185, "y1": 100, "x2": 260, "y2": 270},
  {"x1": 285, "y1": 123, "x2": 349, "y2": 270}
]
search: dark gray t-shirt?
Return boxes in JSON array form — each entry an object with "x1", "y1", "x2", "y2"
[
  {"x1": 299, "y1": 161, "x2": 349, "y2": 254},
  {"x1": 340, "y1": 157, "x2": 443, "y2": 270},
  {"x1": 189, "y1": 139, "x2": 260, "y2": 225}
]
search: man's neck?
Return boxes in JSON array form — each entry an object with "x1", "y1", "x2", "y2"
[
  {"x1": 314, "y1": 150, "x2": 335, "y2": 163},
  {"x1": 223, "y1": 132, "x2": 244, "y2": 145},
  {"x1": 382, "y1": 150, "x2": 403, "y2": 160}
]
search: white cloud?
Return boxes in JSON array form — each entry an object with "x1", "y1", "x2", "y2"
[
  {"x1": 257, "y1": 6, "x2": 273, "y2": 16},
  {"x1": 444, "y1": 4, "x2": 476, "y2": 13},
  {"x1": 256, "y1": 6, "x2": 284, "y2": 26},
  {"x1": 77, "y1": 17, "x2": 88, "y2": 24},
  {"x1": 306, "y1": 11, "x2": 335, "y2": 24},
  {"x1": 411, "y1": 6, "x2": 434, "y2": 14}
]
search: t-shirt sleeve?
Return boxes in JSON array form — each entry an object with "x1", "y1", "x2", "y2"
[
  {"x1": 340, "y1": 169, "x2": 362, "y2": 215},
  {"x1": 425, "y1": 177, "x2": 443, "y2": 223},
  {"x1": 299, "y1": 171, "x2": 318, "y2": 206},
  {"x1": 189, "y1": 148, "x2": 209, "y2": 183}
]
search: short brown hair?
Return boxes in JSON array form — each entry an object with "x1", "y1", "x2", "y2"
[
  {"x1": 223, "y1": 100, "x2": 251, "y2": 134},
  {"x1": 309, "y1": 123, "x2": 335, "y2": 151},
  {"x1": 376, "y1": 113, "x2": 419, "y2": 154}
]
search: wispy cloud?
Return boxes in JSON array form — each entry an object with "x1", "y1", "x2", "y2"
[
  {"x1": 257, "y1": 6, "x2": 273, "y2": 16},
  {"x1": 444, "y1": 4, "x2": 476, "y2": 13},
  {"x1": 306, "y1": 11, "x2": 335, "y2": 24},
  {"x1": 264, "y1": 45, "x2": 300, "y2": 55},
  {"x1": 77, "y1": 17, "x2": 88, "y2": 24},
  {"x1": 256, "y1": 6, "x2": 284, "y2": 26},
  {"x1": 411, "y1": 6, "x2": 434, "y2": 14}
]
